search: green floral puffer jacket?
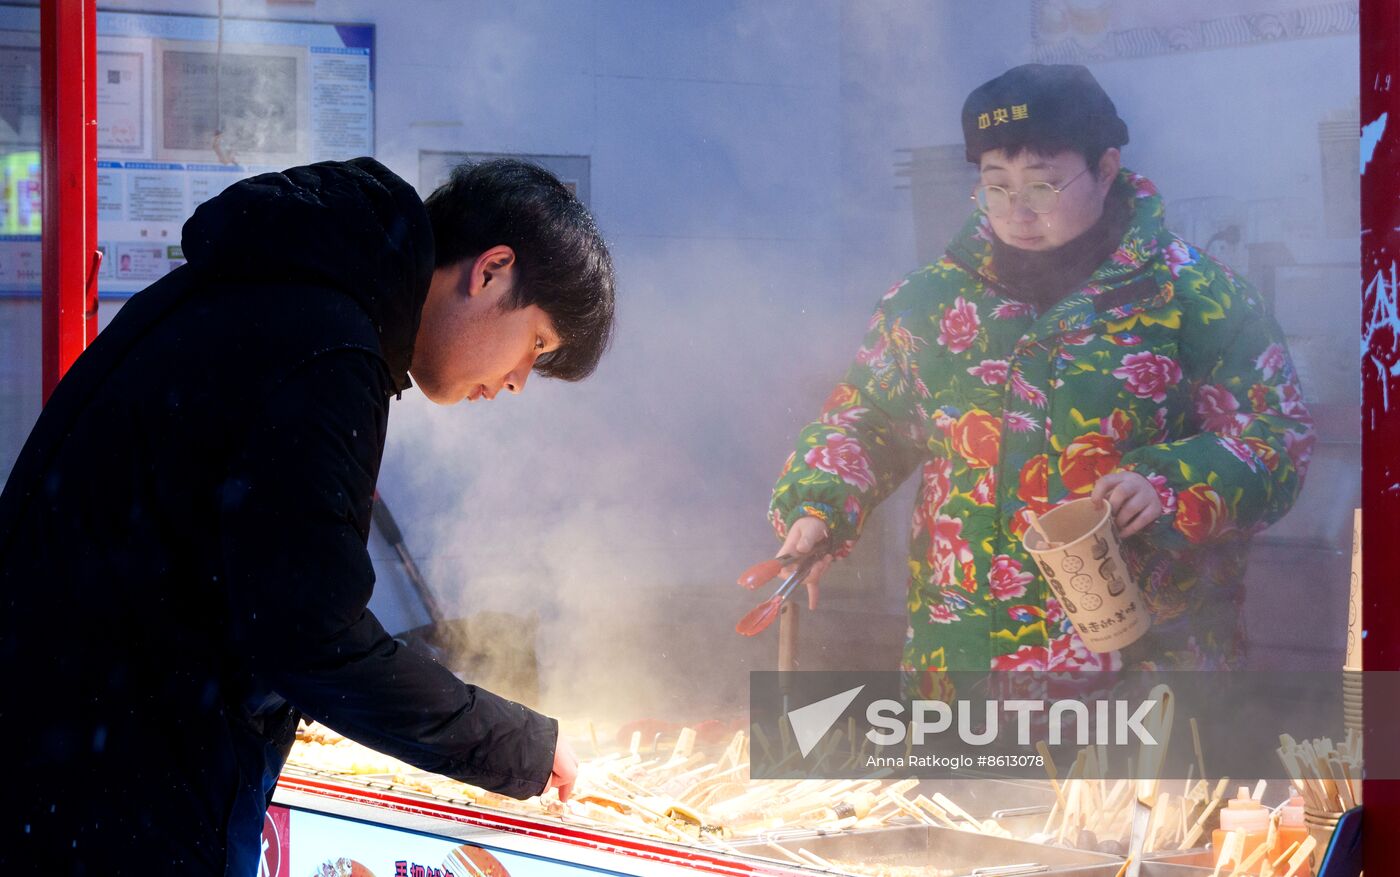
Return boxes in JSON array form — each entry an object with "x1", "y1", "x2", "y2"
[{"x1": 770, "y1": 171, "x2": 1314, "y2": 681}]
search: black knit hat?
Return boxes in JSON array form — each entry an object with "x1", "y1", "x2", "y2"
[{"x1": 962, "y1": 64, "x2": 1129, "y2": 163}]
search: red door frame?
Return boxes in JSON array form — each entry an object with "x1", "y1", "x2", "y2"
[
  {"x1": 39, "y1": 0, "x2": 99, "y2": 403},
  {"x1": 1360, "y1": 0, "x2": 1398, "y2": 870}
]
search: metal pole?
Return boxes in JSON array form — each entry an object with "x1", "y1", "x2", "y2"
[
  {"x1": 1360, "y1": 0, "x2": 1399, "y2": 870},
  {"x1": 39, "y1": 0, "x2": 99, "y2": 403}
]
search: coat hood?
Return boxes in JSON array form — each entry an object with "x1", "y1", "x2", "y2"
[{"x1": 181, "y1": 157, "x2": 435, "y2": 393}]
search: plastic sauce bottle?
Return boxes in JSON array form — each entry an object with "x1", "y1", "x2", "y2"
[
  {"x1": 1271, "y1": 793, "x2": 1312, "y2": 876},
  {"x1": 1212, "y1": 787, "x2": 1270, "y2": 870}
]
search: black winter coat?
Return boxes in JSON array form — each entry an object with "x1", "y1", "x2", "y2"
[{"x1": 0, "y1": 159, "x2": 557, "y2": 875}]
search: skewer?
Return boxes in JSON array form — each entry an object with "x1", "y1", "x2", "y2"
[
  {"x1": 719, "y1": 731, "x2": 746, "y2": 771},
  {"x1": 912, "y1": 794, "x2": 961, "y2": 830},
  {"x1": 847, "y1": 732, "x2": 869, "y2": 770},
  {"x1": 1036, "y1": 741, "x2": 1068, "y2": 809},
  {"x1": 1227, "y1": 827, "x2": 1275, "y2": 877},
  {"x1": 751, "y1": 726, "x2": 774, "y2": 762},
  {"x1": 1191, "y1": 717, "x2": 1207, "y2": 789},
  {"x1": 762, "y1": 842, "x2": 810, "y2": 867},
  {"x1": 1043, "y1": 752, "x2": 1086, "y2": 836},
  {"x1": 1179, "y1": 794, "x2": 1224, "y2": 850},
  {"x1": 1280, "y1": 836, "x2": 1317, "y2": 877},
  {"x1": 1261, "y1": 814, "x2": 1280, "y2": 877},
  {"x1": 1084, "y1": 746, "x2": 1103, "y2": 814},
  {"x1": 886, "y1": 789, "x2": 938, "y2": 827},
  {"x1": 1339, "y1": 759, "x2": 1359, "y2": 808},
  {"x1": 1088, "y1": 778, "x2": 1130, "y2": 836},
  {"x1": 1210, "y1": 829, "x2": 1242, "y2": 877},
  {"x1": 1269, "y1": 841, "x2": 1300, "y2": 874},
  {"x1": 1027, "y1": 510, "x2": 1061, "y2": 548},
  {"x1": 931, "y1": 791, "x2": 981, "y2": 827},
  {"x1": 796, "y1": 847, "x2": 837, "y2": 869},
  {"x1": 672, "y1": 727, "x2": 697, "y2": 761}
]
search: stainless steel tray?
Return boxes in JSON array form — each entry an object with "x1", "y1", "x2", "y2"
[
  {"x1": 1042, "y1": 864, "x2": 1213, "y2": 876},
  {"x1": 731, "y1": 824, "x2": 1118, "y2": 875},
  {"x1": 911, "y1": 777, "x2": 1057, "y2": 838}
]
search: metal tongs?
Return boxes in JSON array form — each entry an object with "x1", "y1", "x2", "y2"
[{"x1": 734, "y1": 543, "x2": 828, "y2": 637}]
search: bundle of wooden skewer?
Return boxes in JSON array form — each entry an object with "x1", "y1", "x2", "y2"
[
  {"x1": 1026, "y1": 715, "x2": 1233, "y2": 854},
  {"x1": 1030, "y1": 749, "x2": 1233, "y2": 852},
  {"x1": 290, "y1": 718, "x2": 1021, "y2": 847},
  {"x1": 1275, "y1": 731, "x2": 1362, "y2": 812}
]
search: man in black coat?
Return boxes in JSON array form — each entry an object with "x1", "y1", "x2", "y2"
[{"x1": 0, "y1": 157, "x2": 615, "y2": 874}]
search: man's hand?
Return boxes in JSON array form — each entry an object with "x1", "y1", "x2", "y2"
[
  {"x1": 545, "y1": 735, "x2": 578, "y2": 802},
  {"x1": 1091, "y1": 471, "x2": 1164, "y2": 538},
  {"x1": 776, "y1": 516, "x2": 833, "y2": 610}
]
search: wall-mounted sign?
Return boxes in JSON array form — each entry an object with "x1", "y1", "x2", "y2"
[{"x1": 0, "y1": 5, "x2": 375, "y2": 297}]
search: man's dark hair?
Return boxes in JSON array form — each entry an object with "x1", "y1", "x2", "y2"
[{"x1": 425, "y1": 159, "x2": 615, "y2": 381}]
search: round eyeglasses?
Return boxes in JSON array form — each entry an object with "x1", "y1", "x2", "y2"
[{"x1": 971, "y1": 166, "x2": 1093, "y2": 217}]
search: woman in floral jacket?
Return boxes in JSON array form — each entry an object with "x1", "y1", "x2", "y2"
[{"x1": 769, "y1": 64, "x2": 1313, "y2": 679}]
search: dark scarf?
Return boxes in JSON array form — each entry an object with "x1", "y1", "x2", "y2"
[{"x1": 989, "y1": 179, "x2": 1134, "y2": 313}]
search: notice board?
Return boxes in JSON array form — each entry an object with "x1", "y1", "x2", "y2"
[{"x1": 0, "y1": 6, "x2": 375, "y2": 297}]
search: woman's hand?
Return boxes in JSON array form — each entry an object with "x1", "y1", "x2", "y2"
[
  {"x1": 1091, "y1": 471, "x2": 1164, "y2": 538},
  {"x1": 776, "y1": 516, "x2": 832, "y2": 609}
]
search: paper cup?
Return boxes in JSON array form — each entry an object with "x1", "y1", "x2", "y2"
[{"x1": 1023, "y1": 498, "x2": 1150, "y2": 653}]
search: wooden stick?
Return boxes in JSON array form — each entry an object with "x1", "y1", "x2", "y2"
[
  {"x1": 847, "y1": 732, "x2": 869, "y2": 770},
  {"x1": 1037, "y1": 740, "x2": 1068, "y2": 809},
  {"x1": 1145, "y1": 791, "x2": 1172, "y2": 852},
  {"x1": 1211, "y1": 830, "x2": 1242, "y2": 877},
  {"x1": 1089, "y1": 778, "x2": 1130, "y2": 836},
  {"x1": 931, "y1": 791, "x2": 980, "y2": 826},
  {"x1": 1044, "y1": 754, "x2": 1085, "y2": 836},
  {"x1": 1228, "y1": 830, "x2": 1275, "y2": 877},
  {"x1": 1179, "y1": 796, "x2": 1224, "y2": 849},
  {"x1": 761, "y1": 842, "x2": 809, "y2": 867},
  {"x1": 1269, "y1": 841, "x2": 1301, "y2": 873},
  {"x1": 1191, "y1": 717, "x2": 1207, "y2": 789},
  {"x1": 750, "y1": 726, "x2": 773, "y2": 762},
  {"x1": 1332, "y1": 756, "x2": 1355, "y2": 806},
  {"x1": 912, "y1": 794, "x2": 961, "y2": 830},
  {"x1": 1280, "y1": 836, "x2": 1317, "y2": 877},
  {"x1": 719, "y1": 731, "x2": 746, "y2": 771},
  {"x1": 796, "y1": 847, "x2": 836, "y2": 869},
  {"x1": 1027, "y1": 510, "x2": 1060, "y2": 548},
  {"x1": 886, "y1": 789, "x2": 938, "y2": 827},
  {"x1": 1113, "y1": 857, "x2": 1133, "y2": 877}
]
